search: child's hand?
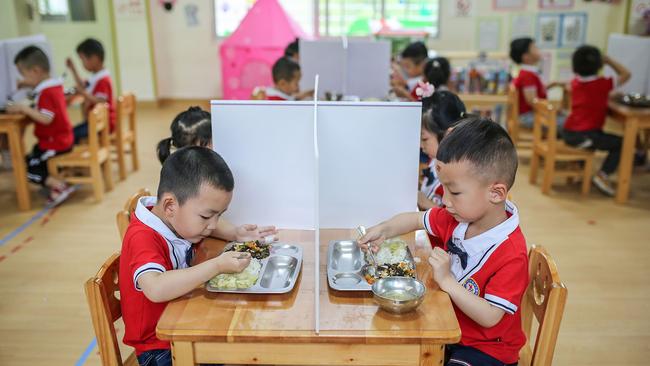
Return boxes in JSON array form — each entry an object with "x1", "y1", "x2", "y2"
[
  {"x1": 357, "y1": 225, "x2": 385, "y2": 253},
  {"x1": 428, "y1": 247, "x2": 455, "y2": 291},
  {"x1": 214, "y1": 251, "x2": 251, "y2": 274},
  {"x1": 235, "y1": 224, "x2": 278, "y2": 243},
  {"x1": 65, "y1": 57, "x2": 75, "y2": 70},
  {"x1": 6, "y1": 103, "x2": 25, "y2": 114}
]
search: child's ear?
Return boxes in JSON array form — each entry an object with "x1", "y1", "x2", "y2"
[
  {"x1": 160, "y1": 193, "x2": 179, "y2": 218},
  {"x1": 488, "y1": 182, "x2": 508, "y2": 204}
]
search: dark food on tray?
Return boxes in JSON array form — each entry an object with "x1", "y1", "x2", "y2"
[{"x1": 225, "y1": 240, "x2": 271, "y2": 259}]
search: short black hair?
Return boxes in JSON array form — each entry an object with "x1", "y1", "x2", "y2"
[
  {"x1": 437, "y1": 117, "x2": 518, "y2": 189},
  {"x1": 421, "y1": 91, "x2": 466, "y2": 141},
  {"x1": 509, "y1": 37, "x2": 534, "y2": 64},
  {"x1": 424, "y1": 57, "x2": 451, "y2": 88},
  {"x1": 76, "y1": 38, "x2": 105, "y2": 62},
  {"x1": 284, "y1": 38, "x2": 299, "y2": 58},
  {"x1": 14, "y1": 45, "x2": 50, "y2": 72},
  {"x1": 157, "y1": 146, "x2": 234, "y2": 205},
  {"x1": 572, "y1": 45, "x2": 602, "y2": 77},
  {"x1": 401, "y1": 41, "x2": 428, "y2": 65},
  {"x1": 272, "y1": 56, "x2": 300, "y2": 83}
]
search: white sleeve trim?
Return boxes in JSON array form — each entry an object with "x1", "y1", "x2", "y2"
[
  {"x1": 133, "y1": 262, "x2": 166, "y2": 291},
  {"x1": 423, "y1": 209, "x2": 434, "y2": 236},
  {"x1": 94, "y1": 92, "x2": 109, "y2": 100},
  {"x1": 522, "y1": 86, "x2": 537, "y2": 93},
  {"x1": 39, "y1": 109, "x2": 55, "y2": 119},
  {"x1": 485, "y1": 293, "x2": 518, "y2": 314}
]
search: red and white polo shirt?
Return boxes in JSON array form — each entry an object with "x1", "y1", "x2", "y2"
[
  {"x1": 119, "y1": 196, "x2": 193, "y2": 355},
  {"x1": 265, "y1": 87, "x2": 295, "y2": 101},
  {"x1": 86, "y1": 69, "x2": 116, "y2": 131},
  {"x1": 423, "y1": 201, "x2": 528, "y2": 364},
  {"x1": 420, "y1": 159, "x2": 444, "y2": 207},
  {"x1": 564, "y1": 75, "x2": 615, "y2": 132},
  {"x1": 513, "y1": 64, "x2": 547, "y2": 115},
  {"x1": 32, "y1": 78, "x2": 73, "y2": 151}
]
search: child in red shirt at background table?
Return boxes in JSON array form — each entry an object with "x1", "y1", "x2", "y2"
[
  {"x1": 360, "y1": 117, "x2": 528, "y2": 366},
  {"x1": 266, "y1": 57, "x2": 313, "y2": 101},
  {"x1": 6, "y1": 45, "x2": 75, "y2": 204},
  {"x1": 562, "y1": 45, "x2": 631, "y2": 196},
  {"x1": 391, "y1": 41, "x2": 429, "y2": 100}
]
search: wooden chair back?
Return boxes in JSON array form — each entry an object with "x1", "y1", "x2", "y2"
[
  {"x1": 116, "y1": 94, "x2": 135, "y2": 144},
  {"x1": 89, "y1": 103, "x2": 111, "y2": 160},
  {"x1": 117, "y1": 188, "x2": 151, "y2": 240},
  {"x1": 507, "y1": 84, "x2": 521, "y2": 144},
  {"x1": 519, "y1": 245, "x2": 568, "y2": 366},
  {"x1": 85, "y1": 252, "x2": 135, "y2": 366},
  {"x1": 532, "y1": 99, "x2": 559, "y2": 153},
  {"x1": 114, "y1": 93, "x2": 139, "y2": 180}
]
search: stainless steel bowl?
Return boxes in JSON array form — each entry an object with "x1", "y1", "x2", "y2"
[{"x1": 371, "y1": 277, "x2": 425, "y2": 314}]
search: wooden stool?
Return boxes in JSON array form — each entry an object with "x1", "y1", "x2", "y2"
[
  {"x1": 113, "y1": 93, "x2": 139, "y2": 181},
  {"x1": 85, "y1": 252, "x2": 138, "y2": 366},
  {"x1": 529, "y1": 99, "x2": 594, "y2": 196},
  {"x1": 519, "y1": 245, "x2": 568, "y2": 366},
  {"x1": 116, "y1": 188, "x2": 151, "y2": 240},
  {"x1": 48, "y1": 103, "x2": 114, "y2": 202}
]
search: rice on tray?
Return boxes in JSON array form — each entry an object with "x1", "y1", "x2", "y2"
[
  {"x1": 209, "y1": 258, "x2": 262, "y2": 289},
  {"x1": 375, "y1": 238, "x2": 408, "y2": 264}
]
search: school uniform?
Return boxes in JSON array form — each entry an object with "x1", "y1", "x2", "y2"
[
  {"x1": 420, "y1": 159, "x2": 444, "y2": 207},
  {"x1": 563, "y1": 75, "x2": 621, "y2": 174},
  {"x1": 26, "y1": 78, "x2": 74, "y2": 185},
  {"x1": 74, "y1": 69, "x2": 116, "y2": 143},
  {"x1": 265, "y1": 87, "x2": 295, "y2": 101},
  {"x1": 119, "y1": 196, "x2": 194, "y2": 365},
  {"x1": 423, "y1": 201, "x2": 528, "y2": 365}
]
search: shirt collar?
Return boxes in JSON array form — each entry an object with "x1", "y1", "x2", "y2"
[
  {"x1": 520, "y1": 64, "x2": 540, "y2": 74},
  {"x1": 134, "y1": 196, "x2": 192, "y2": 249},
  {"x1": 86, "y1": 69, "x2": 110, "y2": 92},
  {"x1": 452, "y1": 200, "x2": 520, "y2": 256},
  {"x1": 575, "y1": 75, "x2": 599, "y2": 83},
  {"x1": 33, "y1": 77, "x2": 63, "y2": 95},
  {"x1": 265, "y1": 87, "x2": 295, "y2": 101}
]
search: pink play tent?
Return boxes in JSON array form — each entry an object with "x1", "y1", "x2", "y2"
[{"x1": 219, "y1": 0, "x2": 306, "y2": 100}]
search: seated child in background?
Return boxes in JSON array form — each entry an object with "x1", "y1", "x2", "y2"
[
  {"x1": 120, "y1": 146, "x2": 254, "y2": 366},
  {"x1": 66, "y1": 38, "x2": 115, "y2": 143},
  {"x1": 563, "y1": 45, "x2": 631, "y2": 196},
  {"x1": 391, "y1": 41, "x2": 429, "y2": 100},
  {"x1": 424, "y1": 56, "x2": 452, "y2": 91},
  {"x1": 360, "y1": 117, "x2": 527, "y2": 366},
  {"x1": 157, "y1": 106, "x2": 278, "y2": 243},
  {"x1": 6, "y1": 46, "x2": 75, "y2": 204},
  {"x1": 418, "y1": 91, "x2": 467, "y2": 211},
  {"x1": 284, "y1": 37, "x2": 300, "y2": 62},
  {"x1": 266, "y1": 57, "x2": 312, "y2": 101},
  {"x1": 510, "y1": 37, "x2": 565, "y2": 129}
]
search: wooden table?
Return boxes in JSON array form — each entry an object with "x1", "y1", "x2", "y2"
[
  {"x1": 459, "y1": 93, "x2": 509, "y2": 111},
  {"x1": 608, "y1": 101, "x2": 650, "y2": 204},
  {"x1": 157, "y1": 229, "x2": 461, "y2": 366},
  {"x1": 0, "y1": 113, "x2": 31, "y2": 211}
]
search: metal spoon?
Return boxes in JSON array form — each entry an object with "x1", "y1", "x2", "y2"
[{"x1": 356, "y1": 225, "x2": 378, "y2": 276}]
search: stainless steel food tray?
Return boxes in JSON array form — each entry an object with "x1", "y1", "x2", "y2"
[
  {"x1": 206, "y1": 243, "x2": 303, "y2": 294},
  {"x1": 327, "y1": 240, "x2": 415, "y2": 291}
]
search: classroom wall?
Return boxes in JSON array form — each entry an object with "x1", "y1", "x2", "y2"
[{"x1": 0, "y1": 1, "x2": 20, "y2": 39}]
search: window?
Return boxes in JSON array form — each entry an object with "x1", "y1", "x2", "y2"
[
  {"x1": 38, "y1": 0, "x2": 96, "y2": 21},
  {"x1": 213, "y1": 0, "x2": 438, "y2": 38},
  {"x1": 214, "y1": 0, "x2": 315, "y2": 37},
  {"x1": 319, "y1": 0, "x2": 439, "y2": 37}
]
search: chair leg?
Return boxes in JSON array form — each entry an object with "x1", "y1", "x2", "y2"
[
  {"x1": 131, "y1": 139, "x2": 139, "y2": 171},
  {"x1": 90, "y1": 161, "x2": 104, "y2": 202},
  {"x1": 542, "y1": 156, "x2": 555, "y2": 195},
  {"x1": 581, "y1": 157, "x2": 593, "y2": 196},
  {"x1": 116, "y1": 141, "x2": 127, "y2": 181},
  {"x1": 529, "y1": 152, "x2": 540, "y2": 184},
  {"x1": 103, "y1": 159, "x2": 114, "y2": 192}
]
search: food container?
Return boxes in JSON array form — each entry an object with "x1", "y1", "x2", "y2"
[
  {"x1": 326, "y1": 239, "x2": 416, "y2": 291},
  {"x1": 371, "y1": 277, "x2": 426, "y2": 314},
  {"x1": 206, "y1": 243, "x2": 303, "y2": 294}
]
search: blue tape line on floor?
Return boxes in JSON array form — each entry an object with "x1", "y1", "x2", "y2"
[
  {"x1": 75, "y1": 338, "x2": 97, "y2": 366},
  {"x1": 0, "y1": 205, "x2": 52, "y2": 247}
]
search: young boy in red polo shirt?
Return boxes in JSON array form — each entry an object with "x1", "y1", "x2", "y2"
[
  {"x1": 360, "y1": 117, "x2": 527, "y2": 366},
  {"x1": 266, "y1": 56, "x2": 312, "y2": 101},
  {"x1": 563, "y1": 45, "x2": 631, "y2": 196},
  {"x1": 120, "y1": 146, "x2": 280, "y2": 366},
  {"x1": 66, "y1": 38, "x2": 115, "y2": 143},
  {"x1": 6, "y1": 46, "x2": 74, "y2": 204},
  {"x1": 391, "y1": 41, "x2": 428, "y2": 101},
  {"x1": 510, "y1": 37, "x2": 565, "y2": 129}
]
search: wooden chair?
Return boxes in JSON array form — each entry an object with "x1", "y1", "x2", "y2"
[
  {"x1": 116, "y1": 188, "x2": 151, "y2": 240},
  {"x1": 529, "y1": 99, "x2": 594, "y2": 196},
  {"x1": 113, "y1": 93, "x2": 139, "y2": 181},
  {"x1": 48, "y1": 103, "x2": 114, "y2": 201},
  {"x1": 506, "y1": 84, "x2": 534, "y2": 149},
  {"x1": 519, "y1": 245, "x2": 568, "y2": 366},
  {"x1": 85, "y1": 252, "x2": 138, "y2": 366}
]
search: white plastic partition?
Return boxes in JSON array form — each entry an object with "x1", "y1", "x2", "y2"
[
  {"x1": 605, "y1": 34, "x2": 650, "y2": 95},
  {"x1": 211, "y1": 100, "x2": 421, "y2": 230}
]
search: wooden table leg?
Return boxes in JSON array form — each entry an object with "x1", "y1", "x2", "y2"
[
  {"x1": 171, "y1": 341, "x2": 195, "y2": 366},
  {"x1": 6, "y1": 124, "x2": 31, "y2": 211},
  {"x1": 616, "y1": 117, "x2": 638, "y2": 204},
  {"x1": 420, "y1": 344, "x2": 444, "y2": 366}
]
